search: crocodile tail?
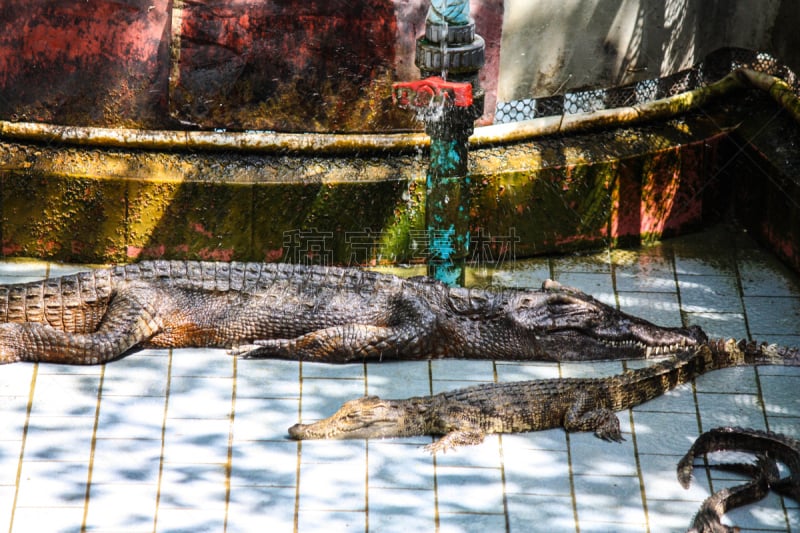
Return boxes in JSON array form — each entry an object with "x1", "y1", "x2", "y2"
[
  {"x1": 0, "y1": 269, "x2": 114, "y2": 331},
  {"x1": 705, "y1": 338, "x2": 800, "y2": 367}
]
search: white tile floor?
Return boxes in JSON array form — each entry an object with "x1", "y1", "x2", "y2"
[{"x1": 0, "y1": 225, "x2": 798, "y2": 532}]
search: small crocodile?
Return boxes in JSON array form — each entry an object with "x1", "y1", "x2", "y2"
[
  {"x1": 288, "y1": 340, "x2": 800, "y2": 453},
  {"x1": 678, "y1": 426, "x2": 800, "y2": 532},
  {"x1": 0, "y1": 261, "x2": 704, "y2": 365}
]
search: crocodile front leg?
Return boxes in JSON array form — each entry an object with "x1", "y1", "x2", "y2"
[
  {"x1": 231, "y1": 322, "x2": 432, "y2": 363},
  {"x1": 232, "y1": 292, "x2": 439, "y2": 363},
  {"x1": 0, "y1": 291, "x2": 162, "y2": 365}
]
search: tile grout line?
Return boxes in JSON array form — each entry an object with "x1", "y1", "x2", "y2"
[
  {"x1": 754, "y1": 366, "x2": 793, "y2": 530},
  {"x1": 222, "y1": 354, "x2": 238, "y2": 533},
  {"x1": 152, "y1": 349, "x2": 174, "y2": 533},
  {"x1": 7, "y1": 363, "x2": 38, "y2": 533},
  {"x1": 80, "y1": 365, "x2": 106, "y2": 532},
  {"x1": 293, "y1": 360, "x2": 303, "y2": 533},
  {"x1": 363, "y1": 361, "x2": 369, "y2": 533},
  {"x1": 428, "y1": 360, "x2": 441, "y2": 533},
  {"x1": 492, "y1": 361, "x2": 511, "y2": 533}
]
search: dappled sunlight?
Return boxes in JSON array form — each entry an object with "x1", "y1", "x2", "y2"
[{"x1": 0, "y1": 225, "x2": 798, "y2": 531}]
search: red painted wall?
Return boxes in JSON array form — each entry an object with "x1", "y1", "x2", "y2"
[{"x1": 0, "y1": 0, "x2": 502, "y2": 132}]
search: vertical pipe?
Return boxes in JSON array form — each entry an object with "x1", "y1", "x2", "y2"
[{"x1": 426, "y1": 134, "x2": 470, "y2": 285}]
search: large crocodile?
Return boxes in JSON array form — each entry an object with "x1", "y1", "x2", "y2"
[
  {"x1": 678, "y1": 427, "x2": 800, "y2": 532},
  {"x1": 0, "y1": 260, "x2": 704, "y2": 365},
  {"x1": 288, "y1": 340, "x2": 800, "y2": 453}
]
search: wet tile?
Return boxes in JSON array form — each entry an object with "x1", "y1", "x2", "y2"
[
  {"x1": 0, "y1": 396, "x2": 31, "y2": 435},
  {"x1": 695, "y1": 366, "x2": 759, "y2": 394},
  {"x1": 678, "y1": 275, "x2": 743, "y2": 313},
  {"x1": 506, "y1": 494, "x2": 576, "y2": 532},
  {"x1": 158, "y1": 463, "x2": 228, "y2": 510},
  {"x1": 225, "y1": 485, "x2": 297, "y2": 532},
  {"x1": 0, "y1": 363, "x2": 35, "y2": 396},
  {"x1": 502, "y1": 444, "x2": 571, "y2": 496},
  {"x1": 301, "y1": 361, "x2": 364, "y2": 380},
  {"x1": 236, "y1": 358, "x2": 300, "y2": 399},
  {"x1": 232, "y1": 396, "x2": 299, "y2": 441},
  {"x1": 0, "y1": 440, "x2": 21, "y2": 486},
  {"x1": 229, "y1": 439, "x2": 298, "y2": 488},
  {"x1": 572, "y1": 474, "x2": 646, "y2": 526},
  {"x1": 744, "y1": 296, "x2": 800, "y2": 336},
  {"x1": 28, "y1": 374, "x2": 101, "y2": 417},
  {"x1": 365, "y1": 361, "x2": 431, "y2": 398},
  {"x1": 551, "y1": 272, "x2": 615, "y2": 301},
  {"x1": 559, "y1": 360, "x2": 624, "y2": 378},
  {"x1": 90, "y1": 438, "x2": 162, "y2": 484},
  {"x1": 298, "y1": 438, "x2": 366, "y2": 464},
  {"x1": 297, "y1": 459, "x2": 366, "y2": 511},
  {"x1": 631, "y1": 381, "x2": 697, "y2": 414},
  {"x1": 568, "y1": 431, "x2": 637, "y2": 477},
  {"x1": 696, "y1": 392, "x2": 766, "y2": 431},
  {"x1": 615, "y1": 251, "x2": 677, "y2": 293},
  {"x1": 638, "y1": 453, "x2": 710, "y2": 503},
  {"x1": 84, "y1": 482, "x2": 159, "y2": 531},
  {"x1": 15, "y1": 460, "x2": 89, "y2": 507},
  {"x1": 11, "y1": 505, "x2": 85, "y2": 533},
  {"x1": 367, "y1": 441, "x2": 435, "y2": 490},
  {"x1": 674, "y1": 254, "x2": 736, "y2": 277},
  {"x1": 552, "y1": 251, "x2": 613, "y2": 274},
  {"x1": 96, "y1": 395, "x2": 167, "y2": 440},
  {"x1": 616, "y1": 291, "x2": 683, "y2": 327},
  {"x1": 0, "y1": 486, "x2": 14, "y2": 532},
  {"x1": 23, "y1": 416, "x2": 95, "y2": 462},
  {"x1": 298, "y1": 378, "x2": 366, "y2": 421},
  {"x1": 430, "y1": 359, "x2": 495, "y2": 382},
  {"x1": 296, "y1": 510, "x2": 365, "y2": 532},
  {"x1": 367, "y1": 487, "x2": 436, "y2": 532},
  {"x1": 489, "y1": 261, "x2": 551, "y2": 288},
  {"x1": 684, "y1": 311, "x2": 748, "y2": 339},
  {"x1": 495, "y1": 361, "x2": 560, "y2": 381},
  {"x1": 632, "y1": 411, "x2": 701, "y2": 455},
  {"x1": 167, "y1": 376, "x2": 234, "y2": 420},
  {"x1": 435, "y1": 466, "x2": 505, "y2": 514},
  {"x1": 739, "y1": 254, "x2": 800, "y2": 297},
  {"x1": 101, "y1": 349, "x2": 170, "y2": 396},
  {"x1": 169, "y1": 348, "x2": 233, "y2": 378},
  {"x1": 758, "y1": 374, "x2": 800, "y2": 419},
  {"x1": 438, "y1": 512, "x2": 507, "y2": 533},
  {"x1": 154, "y1": 507, "x2": 227, "y2": 533},
  {"x1": 161, "y1": 418, "x2": 232, "y2": 464}
]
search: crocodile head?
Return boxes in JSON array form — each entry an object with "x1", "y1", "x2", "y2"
[
  {"x1": 288, "y1": 396, "x2": 419, "y2": 441},
  {"x1": 510, "y1": 279, "x2": 707, "y2": 360}
]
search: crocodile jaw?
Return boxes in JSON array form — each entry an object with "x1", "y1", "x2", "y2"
[
  {"x1": 513, "y1": 281, "x2": 707, "y2": 360},
  {"x1": 535, "y1": 324, "x2": 706, "y2": 361}
]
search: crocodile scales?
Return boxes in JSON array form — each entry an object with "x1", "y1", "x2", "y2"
[
  {"x1": 288, "y1": 340, "x2": 800, "y2": 453},
  {"x1": 678, "y1": 427, "x2": 800, "y2": 533},
  {"x1": 0, "y1": 260, "x2": 704, "y2": 365}
]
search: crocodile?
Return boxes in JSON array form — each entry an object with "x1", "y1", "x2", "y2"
[
  {"x1": 678, "y1": 427, "x2": 800, "y2": 532},
  {"x1": 0, "y1": 260, "x2": 705, "y2": 365},
  {"x1": 288, "y1": 340, "x2": 800, "y2": 453}
]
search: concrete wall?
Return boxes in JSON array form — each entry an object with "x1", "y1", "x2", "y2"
[{"x1": 497, "y1": 0, "x2": 794, "y2": 101}]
